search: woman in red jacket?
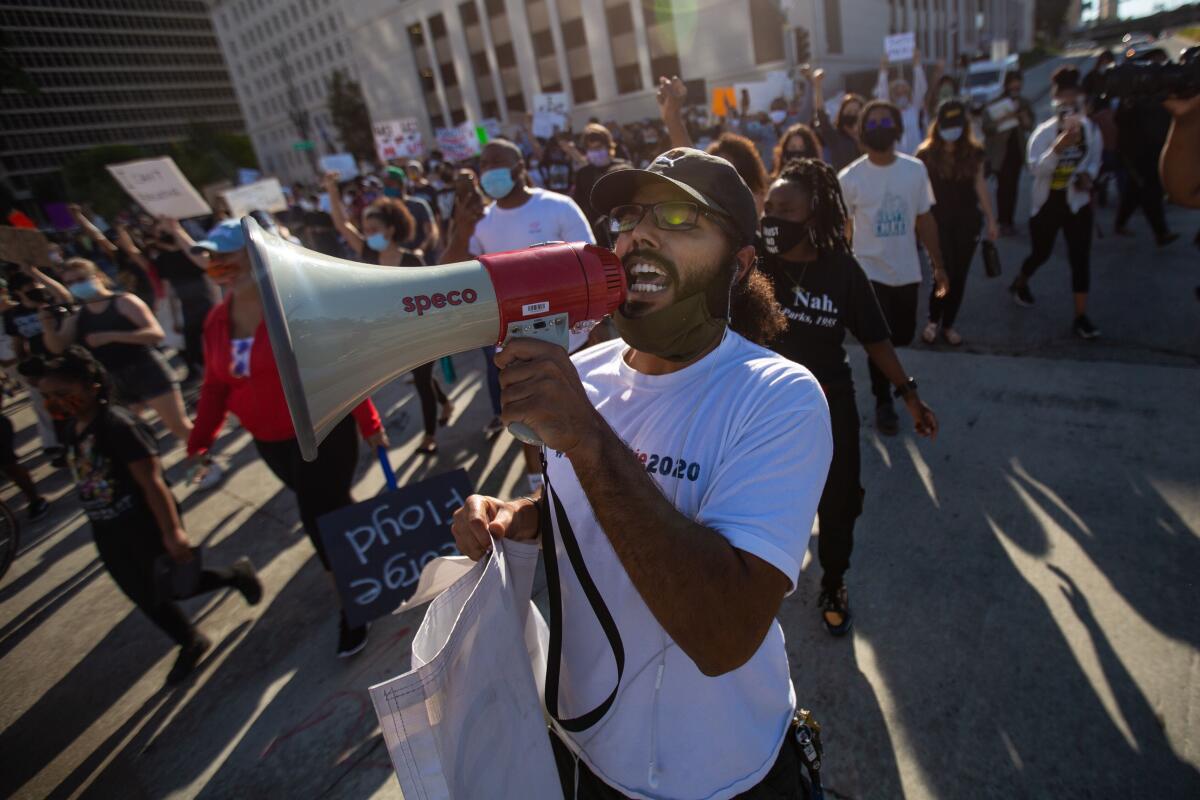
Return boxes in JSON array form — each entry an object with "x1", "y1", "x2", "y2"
[{"x1": 187, "y1": 219, "x2": 388, "y2": 658}]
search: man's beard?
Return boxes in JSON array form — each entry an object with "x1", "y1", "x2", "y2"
[{"x1": 620, "y1": 248, "x2": 733, "y2": 318}]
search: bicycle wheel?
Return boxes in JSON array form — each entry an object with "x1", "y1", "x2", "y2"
[{"x1": 0, "y1": 498, "x2": 19, "y2": 581}]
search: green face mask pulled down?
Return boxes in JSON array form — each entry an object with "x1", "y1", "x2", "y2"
[{"x1": 613, "y1": 290, "x2": 727, "y2": 363}]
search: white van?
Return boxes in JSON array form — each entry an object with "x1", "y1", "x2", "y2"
[{"x1": 964, "y1": 54, "x2": 1020, "y2": 106}]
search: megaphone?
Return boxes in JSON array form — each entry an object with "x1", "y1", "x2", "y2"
[{"x1": 242, "y1": 217, "x2": 626, "y2": 461}]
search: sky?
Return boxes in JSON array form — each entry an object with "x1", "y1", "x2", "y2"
[{"x1": 1082, "y1": 0, "x2": 1193, "y2": 23}]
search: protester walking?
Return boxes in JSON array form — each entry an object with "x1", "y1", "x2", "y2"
[
  {"x1": 771, "y1": 122, "x2": 824, "y2": 177},
  {"x1": 916, "y1": 100, "x2": 999, "y2": 345},
  {"x1": 874, "y1": 49, "x2": 929, "y2": 156},
  {"x1": 3, "y1": 269, "x2": 65, "y2": 464},
  {"x1": 762, "y1": 157, "x2": 937, "y2": 634},
  {"x1": 324, "y1": 173, "x2": 454, "y2": 454},
  {"x1": 1009, "y1": 66, "x2": 1103, "y2": 339},
  {"x1": 982, "y1": 71, "x2": 1035, "y2": 235},
  {"x1": 571, "y1": 123, "x2": 630, "y2": 234},
  {"x1": 154, "y1": 219, "x2": 218, "y2": 384},
  {"x1": 809, "y1": 67, "x2": 865, "y2": 171},
  {"x1": 839, "y1": 100, "x2": 948, "y2": 434},
  {"x1": 185, "y1": 220, "x2": 388, "y2": 657},
  {"x1": 0, "y1": 396, "x2": 50, "y2": 521},
  {"x1": 38, "y1": 345, "x2": 261, "y2": 685}
]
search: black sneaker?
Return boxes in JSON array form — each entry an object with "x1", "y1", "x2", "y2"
[
  {"x1": 1009, "y1": 281, "x2": 1035, "y2": 307},
  {"x1": 817, "y1": 585, "x2": 853, "y2": 637},
  {"x1": 45, "y1": 446, "x2": 67, "y2": 469},
  {"x1": 230, "y1": 557, "x2": 262, "y2": 605},
  {"x1": 337, "y1": 614, "x2": 369, "y2": 658},
  {"x1": 167, "y1": 633, "x2": 211, "y2": 685},
  {"x1": 1073, "y1": 314, "x2": 1101, "y2": 340},
  {"x1": 875, "y1": 402, "x2": 899, "y2": 436},
  {"x1": 28, "y1": 498, "x2": 49, "y2": 523}
]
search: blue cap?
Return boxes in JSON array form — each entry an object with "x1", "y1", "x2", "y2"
[{"x1": 191, "y1": 219, "x2": 246, "y2": 254}]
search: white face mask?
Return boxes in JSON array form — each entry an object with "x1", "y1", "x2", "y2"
[
  {"x1": 939, "y1": 126, "x2": 964, "y2": 142},
  {"x1": 896, "y1": 96, "x2": 911, "y2": 110},
  {"x1": 769, "y1": 110, "x2": 787, "y2": 124}
]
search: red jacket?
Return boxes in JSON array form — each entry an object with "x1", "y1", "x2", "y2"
[{"x1": 187, "y1": 297, "x2": 382, "y2": 456}]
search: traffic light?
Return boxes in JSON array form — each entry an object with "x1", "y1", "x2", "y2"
[{"x1": 794, "y1": 27, "x2": 811, "y2": 64}]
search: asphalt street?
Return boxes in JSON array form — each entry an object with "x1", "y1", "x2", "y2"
[{"x1": 1, "y1": 58, "x2": 1198, "y2": 799}]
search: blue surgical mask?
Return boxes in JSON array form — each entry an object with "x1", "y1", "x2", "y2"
[
  {"x1": 69, "y1": 281, "x2": 100, "y2": 302},
  {"x1": 366, "y1": 232, "x2": 390, "y2": 251},
  {"x1": 939, "y1": 126, "x2": 964, "y2": 142},
  {"x1": 383, "y1": 187, "x2": 401, "y2": 198},
  {"x1": 480, "y1": 167, "x2": 515, "y2": 200}
]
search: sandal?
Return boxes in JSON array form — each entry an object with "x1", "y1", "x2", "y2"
[
  {"x1": 438, "y1": 400, "x2": 455, "y2": 427},
  {"x1": 921, "y1": 321, "x2": 938, "y2": 344},
  {"x1": 416, "y1": 442, "x2": 438, "y2": 456},
  {"x1": 817, "y1": 585, "x2": 853, "y2": 637},
  {"x1": 942, "y1": 327, "x2": 963, "y2": 346}
]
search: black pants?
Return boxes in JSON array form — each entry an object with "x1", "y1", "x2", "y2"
[
  {"x1": 1020, "y1": 190, "x2": 1093, "y2": 294},
  {"x1": 817, "y1": 382, "x2": 864, "y2": 592},
  {"x1": 254, "y1": 414, "x2": 358, "y2": 570},
  {"x1": 928, "y1": 214, "x2": 980, "y2": 328},
  {"x1": 180, "y1": 297, "x2": 213, "y2": 376},
  {"x1": 1116, "y1": 160, "x2": 1169, "y2": 239},
  {"x1": 867, "y1": 281, "x2": 918, "y2": 406},
  {"x1": 94, "y1": 524, "x2": 236, "y2": 646},
  {"x1": 550, "y1": 729, "x2": 805, "y2": 799},
  {"x1": 412, "y1": 362, "x2": 449, "y2": 436},
  {"x1": 996, "y1": 133, "x2": 1023, "y2": 226}
]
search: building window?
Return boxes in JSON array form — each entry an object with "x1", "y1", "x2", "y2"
[
  {"x1": 615, "y1": 63, "x2": 641, "y2": 94},
  {"x1": 749, "y1": 0, "x2": 785, "y2": 64},
  {"x1": 605, "y1": 0, "x2": 641, "y2": 94},
  {"x1": 824, "y1": 0, "x2": 843, "y2": 55}
]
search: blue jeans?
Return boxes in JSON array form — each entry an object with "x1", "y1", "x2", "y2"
[{"x1": 480, "y1": 346, "x2": 502, "y2": 416}]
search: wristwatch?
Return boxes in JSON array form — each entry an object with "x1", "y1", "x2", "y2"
[{"x1": 893, "y1": 377, "x2": 918, "y2": 399}]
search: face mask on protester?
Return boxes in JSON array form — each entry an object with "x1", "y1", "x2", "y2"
[
  {"x1": 298, "y1": 199, "x2": 316, "y2": 212},
  {"x1": 862, "y1": 123, "x2": 898, "y2": 152},
  {"x1": 939, "y1": 125, "x2": 964, "y2": 142},
  {"x1": 896, "y1": 96, "x2": 911, "y2": 110},
  {"x1": 769, "y1": 110, "x2": 788, "y2": 125},
  {"x1": 480, "y1": 167, "x2": 516, "y2": 200},
  {"x1": 69, "y1": 280, "x2": 101, "y2": 302},
  {"x1": 760, "y1": 216, "x2": 809, "y2": 255},
  {"x1": 44, "y1": 392, "x2": 88, "y2": 421},
  {"x1": 366, "y1": 232, "x2": 390, "y2": 251},
  {"x1": 938, "y1": 86, "x2": 955, "y2": 102},
  {"x1": 383, "y1": 187, "x2": 402, "y2": 198},
  {"x1": 614, "y1": 289, "x2": 727, "y2": 363},
  {"x1": 841, "y1": 113, "x2": 859, "y2": 131},
  {"x1": 586, "y1": 148, "x2": 611, "y2": 167}
]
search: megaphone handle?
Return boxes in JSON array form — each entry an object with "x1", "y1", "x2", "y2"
[
  {"x1": 377, "y1": 446, "x2": 398, "y2": 491},
  {"x1": 507, "y1": 422, "x2": 544, "y2": 447}
]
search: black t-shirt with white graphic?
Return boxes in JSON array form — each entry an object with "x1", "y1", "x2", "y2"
[
  {"x1": 3, "y1": 306, "x2": 47, "y2": 356},
  {"x1": 68, "y1": 406, "x2": 161, "y2": 536},
  {"x1": 763, "y1": 250, "x2": 891, "y2": 386}
]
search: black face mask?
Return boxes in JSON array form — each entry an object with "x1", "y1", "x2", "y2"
[
  {"x1": 862, "y1": 126, "x2": 897, "y2": 152},
  {"x1": 841, "y1": 114, "x2": 859, "y2": 130},
  {"x1": 760, "y1": 216, "x2": 809, "y2": 255}
]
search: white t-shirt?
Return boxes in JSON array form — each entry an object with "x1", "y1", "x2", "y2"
[
  {"x1": 470, "y1": 187, "x2": 596, "y2": 351},
  {"x1": 545, "y1": 332, "x2": 832, "y2": 800},
  {"x1": 838, "y1": 153, "x2": 935, "y2": 286}
]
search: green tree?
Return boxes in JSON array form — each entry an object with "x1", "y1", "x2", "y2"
[
  {"x1": 0, "y1": 30, "x2": 39, "y2": 95},
  {"x1": 326, "y1": 68, "x2": 376, "y2": 165},
  {"x1": 60, "y1": 144, "x2": 146, "y2": 217},
  {"x1": 1035, "y1": 0, "x2": 1074, "y2": 42}
]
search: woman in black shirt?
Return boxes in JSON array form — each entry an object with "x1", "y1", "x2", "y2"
[
  {"x1": 39, "y1": 347, "x2": 260, "y2": 684},
  {"x1": 915, "y1": 100, "x2": 999, "y2": 346},
  {"x1": 325, "y1": 176, "x2": 453, "y2": 454},
  {"x1": 761, "y1": 159, "x2": 939, "y2": 636}
]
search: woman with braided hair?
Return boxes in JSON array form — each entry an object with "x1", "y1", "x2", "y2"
[{"x1": 760, "y1": 158, "x2": 938, "y2": 636}]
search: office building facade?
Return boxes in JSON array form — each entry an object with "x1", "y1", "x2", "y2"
[{"x1": 0, "y1": 0, "x2": 244, "y2": 200}]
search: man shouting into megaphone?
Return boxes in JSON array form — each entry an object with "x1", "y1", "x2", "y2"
[{"x1": 452, "y1": 148, "x2": 833, "y2": 799}]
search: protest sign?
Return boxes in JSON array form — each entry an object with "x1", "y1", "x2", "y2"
[
  {"x1": 222, "y1": 178, "x2": 288, "y2": 218},
  {"x1": 482, "y1": 117, "x2": 502, "y2": 140},
  {"x1": 237, "y1": 168, "x2": 261, "y2": 186},
  {"x1": 319, "y1": 152, "x2": 359, "y2": 179},
  {"x1": 373, "y1": 118, "x2": 425, "y2": 162},
  {"x1": 711, "y1": 86, "x2": 737, "y2": 117},
  {"x1": 885, "y1": 31, "x2": 916, "y2": 63},
  {"x1": 106, "y1": 157, "x2": 211, "y2": 219},
  {"x1": 532, "y1": 92, "x2": 569, "y2": 138},
  {"x1": 0, "y1": 226, "x2": 51, "y2": 267},
  {"x1": 435, "y1": 122, "x2": 482, "y2": 163},
  {"x1": 318, "y1": 469, "x2": 471, "y2": 627}
]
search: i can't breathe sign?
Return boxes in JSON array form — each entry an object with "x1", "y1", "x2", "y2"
[{"x1": 318, "y1": 469, "x2": 472, "y2": 627}]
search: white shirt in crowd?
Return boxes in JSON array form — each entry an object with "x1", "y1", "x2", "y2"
[
  {"x1": 545, "y1": 332, "x2": 832, "y2": 800},
  {"x1": 469, "y1": 187, "x2": 596, "y2": 351},
  {"x1": 874, "y1": 63, "x2": 928, "y2": 156},
  {"x1": 838, "y1": 153, "x2": 936, "y2": 286},
  {"x1": 1026, "y1": 114, "x2": 1102, "y2": 217}
]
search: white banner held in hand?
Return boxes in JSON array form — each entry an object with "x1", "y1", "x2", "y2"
[
  {"x1": 884, "y1": 31, "x2": 916, "y2": 63},
  {"x1": 106, "y1": 157, "x2": 211, "y2": 219},
  {"x1": 435, "y1": 122, "x2": 482, "y2": 163},
  {"x1": 374, "y1": 118, "x2": 425, "y2": 161},
  {"x1": 222, "y1": 178, "x2": 288, "y2": 218},
  {"x1": 533, "y1": 92, "x2": 569, "y2": 138},
  {"x1": 370, "y1": 538, "x2": 560, "y2": 799},
  {"x1": 319, "y1": 152, "x2": 359, "y2": 180}
]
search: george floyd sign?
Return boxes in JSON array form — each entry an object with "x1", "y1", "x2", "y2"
[{"x1": 318, "y1": 469, "x2": 471, "y2": 627}]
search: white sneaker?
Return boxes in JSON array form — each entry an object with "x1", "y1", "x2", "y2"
[{"x1": 195, "y1": 459, "x2": 225, "y2": 491}]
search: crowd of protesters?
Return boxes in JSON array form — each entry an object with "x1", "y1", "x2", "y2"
[{"x1": 1, "y1": 40, "x2": 1196, "y2": 694}]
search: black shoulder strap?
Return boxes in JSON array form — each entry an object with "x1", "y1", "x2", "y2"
[{"x1": 540, "y1": 456, "x2": 625, "y2": 733}]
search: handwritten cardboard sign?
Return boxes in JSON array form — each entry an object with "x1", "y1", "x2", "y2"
[
  {"x1": 374, "y1": 118, "x2": 425, "y2": 162},
  {"x1": 318, "y1": 469, "x2": 471, "y2": 627},
  {"x1": 222, "y1": 178, "x2": 288, "y2": 219},
  {"x1": 106, "y1": 157, "x2": 211, "y2": 219},
  {"x1": 0, "y1": 226, "x2": 51, "y2": 267},
  {"x1": 532, "y1": 92, "x2": 569, "y2": 138},
  {"x1": 885, "y1": 32, "x2": 916, "y2": 63}
]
